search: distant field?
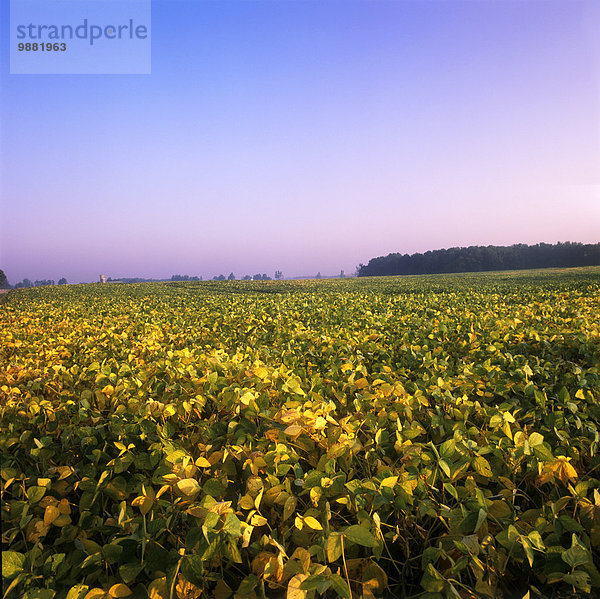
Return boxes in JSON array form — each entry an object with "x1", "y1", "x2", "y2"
[{"x1": 1, "y1": 267, "x2": 599, "y2": 599}]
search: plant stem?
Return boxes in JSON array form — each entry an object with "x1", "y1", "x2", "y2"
[{"x1": 341, "y1": 534, "x2": 352, "y2": 599}]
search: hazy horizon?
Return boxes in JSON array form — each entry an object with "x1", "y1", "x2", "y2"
[{"x1": 2, "y1": 0, "x2": 599, "y2": 284}]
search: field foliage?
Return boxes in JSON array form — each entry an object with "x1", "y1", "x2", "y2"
[{"x1": 1, "y1": 268, "x2": 600, "y2": 599}]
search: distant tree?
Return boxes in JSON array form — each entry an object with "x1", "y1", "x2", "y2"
[
  {"x1": 253, "y1": 274, "x2": 262, "y2": 281},
  {"x1": 242, "y1": 275, "x2": 251, "y2": 281},
  {"x1": 316, "y1": 272, "x2": 322, "y2": 279},
  {"x1": 339, "y1": 270, "x2": 345, "y2": 278},
  {"x1": 275, "y1": 270, "x2": 283, "y2": 280},
  {"x1": 22, "y1": 278, "x2": 33, "y2": 288},
  {"x1": 171, "y1": 274, "x2": 201, "y2": 281},
  {"x1": 58, "y1": 278, "x2": 67, "y2": 285},
  {"x1": 0, "y1": 269, "x2": 8, "y2": 288},
  {"x1": 228, "y1": 272, "x2": 236, "y2": 281},
  {"x1": 261, "y1": 274, "x2": 271, "y2": 281}
]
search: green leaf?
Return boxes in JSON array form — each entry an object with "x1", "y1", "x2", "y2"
[
  {"x1": 521, "y1": 538, "x2": 535, "y2": 567},
  {"x1": 2, "y1": 551, "x2": 26, "y2": 579},
  {"x1": 43, "y1": 553, "x2": 66, "y2": 575},
  {"x1": 529, "y1": 432, "x2": 544, "y2": 446},
  {"x1": 421, "y1": 563, "x2": 445, "y2": 593},
  {"x1": 527, "y1": 530, "x2": 545, "y2": 551},
  {"x1": 181, "y1": 555, "x2": 205, "y2": 587},
  {"x1": 343, "y1": 525, "x2": 377, "y2": 547},
  {"x1": 23, "y1": 590, "x2": 56, "y2": 599},
  {"x1": 222, "y1": 513, "x2": 242, "y2": 538},
  {"x1": 300, "y1": 574, "x2": 332, "y2": 593},
  {"x1": 326, "y1": 533, "x2": 343, "y2": 562},
  {"x1": 563, "y1": 571, "x2": 591, "y2": 593},
  {"x1": 203, "y1": 478, "x2": 225, "y2": 498},
  {"x1": 26, "y1": 486, "x2": 46, "y2": 504},
  {"x1": 330, "y1": 573, "x2": 352, "y2": 599},
  {"x1": 119, "y1": 563, "x2": 143, "y2": 585},
  {"x1": 102, "y1": 543, "x2": 123, "y2": 564},
  {"x1": 438, "y1": 459, "x2": 451, "y2": 477},
  {"x1": 562, "y1": 535, "x2": 590, "y2": 569},
  {"x1": 236, "y1": 574, "x2": 259, "y2": 596}
]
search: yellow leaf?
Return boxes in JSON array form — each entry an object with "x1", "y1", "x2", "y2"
[
  {"x1": 108, "y1": 583, "x2": 133, "y2": 598},
  {"x1": 132, "y1": 495, "x2": 153, "y2": 515},
  {"x1": 314, "y1": 417, "x2": 327, "y2": 430},
  {"x1": 250, "y1": 514, "x2": 268, "y2": 527},
  {"x1": 379, "y1": 383, "x2": 393, "y2": 396},
  {"x1": 84, "y1": 590, "x2": 107, "y2": 599},
  {"x1": 380, "y1": 476, "x2": 398, "y2": 488},
  {"x1": 242, "y1": 523, "x2": 254, "y2": 548},
  {"x1": 195, "y1": 457, "x2": 211, "y2": 468},
  {"x1": 239, "y1": 494, "x2": 255, "y2": 510},
  {"x1": 473, "y1": 456, "x2": 493, "y2": 478},
  {"x1": 209, "y1": 501, "x2": 233, "y2": 515},
  {"x1": 240, "y1": 391, "x2": 255, "y2": 406},
  {"x1": 557, "y1": 457, "x2": 578, "y2": 484},
  {"x1": 284, "y1": 425, "x2": 302, "y2": 437},
  {"x1": 175, "y1": 577, "x2": 202, "y2": 599},
  {"x1": 538, "y1": 457, "x2": 578, "y2": 485},
  {"x1": 253, "y1": 366, "x2": 268, "y2": 380},
  {"x1": 283, "y1": 496, "x2": 297, "y2": 522},
  {"x1": 44, "y1": 505, "x2": 60, "y2": 526},
  {"x1": 148, "y1": 578, "x2": 168, "y2": 599},
  {"x1": 287, "y1": 574, "x2": 309, "y2": 599},
  {"x1": 303, "y1": 516, "x2": 323, "y2": 531},
  {"x1": 252, "y1": 551, "x2": 275, "y2": 576},
  {"x1": 176, "y1": 478, "x2": 201, "y2": 496}
]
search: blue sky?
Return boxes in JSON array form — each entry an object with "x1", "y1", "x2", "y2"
[{"x1": 1, "y1": 0, "x2": 599, "y2": 283}]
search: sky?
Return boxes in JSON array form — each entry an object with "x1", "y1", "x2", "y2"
[{"x1": 1, "y1": 0, "x2": 599, "y2": 283}]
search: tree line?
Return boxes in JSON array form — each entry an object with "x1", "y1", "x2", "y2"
[
  {"x1": 208, "y1": 271, "x2": 283, "y2": 281},
  {"x1": 0, "y1": 270, "x2": 68, "y2": 289},
  {"x1": 0, "y1": 270, "x2": 288, "y2": 289},
  {"x1": 357, "y1": 242, "x2": 600, "y2": 277}
]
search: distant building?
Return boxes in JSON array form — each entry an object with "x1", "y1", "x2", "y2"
[{"x1": 100, "y1": 275, "x2": 106, "y2": 284}]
